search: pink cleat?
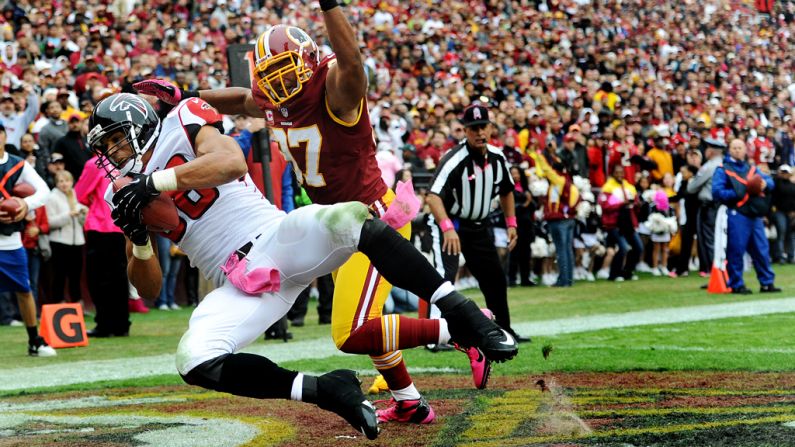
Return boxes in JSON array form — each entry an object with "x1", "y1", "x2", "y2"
[
  {"x1": 375, "y1": 397, "x2": 435, "y2": 424},
  {"x1": 458, "y1": 345, "x2": 491, "y2": 389},
  {"x1": 456, "y1": 308, "x2": 494, "y2": 389}
]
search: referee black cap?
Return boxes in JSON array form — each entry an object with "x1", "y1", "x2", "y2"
[{"x1": 462, "y1": 104, "x2": 491, "y2": 127}]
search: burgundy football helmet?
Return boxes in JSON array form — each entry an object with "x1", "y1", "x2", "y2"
[{"x1": 253, "y1": 24, "x2": 320, "y2": 105}]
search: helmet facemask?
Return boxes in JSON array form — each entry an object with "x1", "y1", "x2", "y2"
[
  {"x1": 255, "y1": 51, "x2": 313, "y2": 105},
  {"x1": 87, "y1": 117, "x2": 159, "y2": 179}
]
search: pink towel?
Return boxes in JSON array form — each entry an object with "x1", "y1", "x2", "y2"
[
  {"x1": 381, "y1": 180, "x2": 421, "y2": 230},
  {"x1": 221, "y1": 251, "x2": 281, "y2": 295}
]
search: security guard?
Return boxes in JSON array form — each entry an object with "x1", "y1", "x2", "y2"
[
  {"x1": 712, "y1": 138, "x2": 782, "y2": 294},
  {"x1": 426, "y1": 104, "x2": 530, "y2": 342}
]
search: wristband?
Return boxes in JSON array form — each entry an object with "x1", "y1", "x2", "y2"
[
  {"x1": 132, "y1": 239, "x2": 154, "y2": 260},
  {"x1": 183, "y1": 90, "x2": 200, "y2": 99},
  {"x1": 439, "y1": 218, "x2": 454, "y2": 232},
  {"x1": 152, "y1": 168, "x2": 178, "y2": 192},
  {"x1": 505, "y1": 216, "x2": 517, "y2": 228},
  {"x1": 319, "y1": 0, "x2": 341, "y2": 11}
]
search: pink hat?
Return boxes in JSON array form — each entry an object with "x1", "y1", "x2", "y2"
[{"x1": 654, "y1": 189, "x2": 669, "y2": 212}]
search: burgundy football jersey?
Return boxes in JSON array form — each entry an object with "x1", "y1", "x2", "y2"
[{"x1": 252, "y1": 56, "x2": 387, "y2": 206}]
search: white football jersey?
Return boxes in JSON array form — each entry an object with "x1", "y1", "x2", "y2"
[{"x1": 108, "y1": 98, "x2": 285, "y2": 286}]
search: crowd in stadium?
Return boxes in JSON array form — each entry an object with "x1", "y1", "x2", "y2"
[{"x1": 0, "y1": 0, "x2": 794, "y2": 327}]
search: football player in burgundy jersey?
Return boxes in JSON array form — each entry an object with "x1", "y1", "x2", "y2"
[{"x1": 134, "y1": 0, "x2": 503, "y2": 423}]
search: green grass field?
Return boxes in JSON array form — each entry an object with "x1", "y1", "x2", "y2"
[{"x1": 1, "y1": 265, "x2": 794, "y2": 446}]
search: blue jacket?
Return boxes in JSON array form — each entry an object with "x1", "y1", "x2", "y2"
[{"x1": 713, "y1": 155, "x2": 774, "y2": 216}]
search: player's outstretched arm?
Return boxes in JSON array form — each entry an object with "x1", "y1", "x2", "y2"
[
  {"x1": 134, "y1": 80, "x2": 264, "y2": 117},
  {"x1": 198, "y1": 88, "x2": 265, "y2": 118},
  {"x1": 322, "y1": 2, "x2": 367, "y2": 118},
  {"x1": 125, "y1": 236, "x2": 162, "y2": 300}
]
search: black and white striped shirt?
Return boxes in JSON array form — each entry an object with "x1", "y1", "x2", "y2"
[{"x1": 429, "y1": 142, "x2": 514, "y2": 221}]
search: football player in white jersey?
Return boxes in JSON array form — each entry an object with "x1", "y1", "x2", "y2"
[{"x1": 88, "y1": 93, "x2": 518, "y2": 439}]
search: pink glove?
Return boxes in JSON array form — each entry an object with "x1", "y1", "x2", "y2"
[
  {"x1": 381, "y1": 179, "x2": 421, "y2": 230},
  {"x1": 133, "y1": 79, "x2": 183, "y2": 105}
]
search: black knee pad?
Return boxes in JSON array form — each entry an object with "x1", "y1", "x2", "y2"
[
  {"x1": 357, "y1": 217, "x2": 390, "y2": 253},
  {"x1": 180, "y1": 354, "x2": 229, "y2": 391}
]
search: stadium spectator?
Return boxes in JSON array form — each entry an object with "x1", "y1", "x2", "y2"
[
  {"x1": 46, "y1": 170, "x2": 86, "y2": 304},
  {"x1": 772, "y1": 165, "x2": 795, "y2": 263},
  {"x1": 507, "y1": 166, "x2": 535, "y2": 287},
  {"x1": 0, "y1": 83, "x2": 38, "y2": 150},
  {"x1": 646, "y1": 135, "x2": 674, "y2": 183},
  {"x1": 36, "y1": 101, "x2": 67, "y2": 167},
  {"x1": 530, "y1": 151, "x2": 580, "y2": 287},
  {"x1": 52, "y1": 113, "x2": 90, "y2": 181},
  {"x1": 375, "y1": 142, "x2": 402, "y2": 188},
  {"x1": 599, "y1": 164, "x2": 642, "y2": 282},
  {"x1": 674, "y1": 150, "x2": 702, "y2": 277},
  {"x1": 687, "y1": 138, "x2": 727, "y2": 276},
  {"x1": 75, "y1": 156, "x2": 131, "y2": 337},
  {"x1": 154, "y1": 235, "x2": 182, "y2": 311},
  {"x1": 558, "y1": 128, "x2": 588, "y2": 178}
]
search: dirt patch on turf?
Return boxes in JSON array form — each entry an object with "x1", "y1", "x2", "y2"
[{"x1": 2, "y1": 372, "x2": 795, "y2": 446}]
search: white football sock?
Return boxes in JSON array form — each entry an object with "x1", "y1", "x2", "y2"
[
  {"x1": 438, "y1": 318, "x2": 451, "y2": 345},
  {"x1": 290, "y1": 373, "x2": 304, "y2": 401},
  {"x1": 429, "y1": 281, "x2": 455, "y2": 304},
  {"x1": 391, "y1": 383, "x2": 421, "y2": 401}
]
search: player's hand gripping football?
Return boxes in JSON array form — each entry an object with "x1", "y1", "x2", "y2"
[
  {"x1": 111, "y1": 208, "x2": 149, "y2": 246},
  {"x1": 133, "y1": 79, "x2": 184, "y2": 105},
  {"x1": 112, "y1": 174, "x2": 160, "y2": 229}
]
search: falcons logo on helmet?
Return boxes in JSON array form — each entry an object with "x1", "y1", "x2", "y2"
[{"x1": 108, "y1": 93, "x2": 150, "y2": 120}]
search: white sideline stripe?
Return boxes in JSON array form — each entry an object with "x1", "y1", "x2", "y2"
[
  {"x1": 512, "y1": 297, "x2": 795, "y2": 337},
  {"x1": 570, "y1": 345, "x2": 795, "y2": 354},
  {"x1": 3, "y1": 297, "x2": 795, "y2": 392},
  {"x1": 0, "y1": 338, "x2": 346, "y2": 392}
]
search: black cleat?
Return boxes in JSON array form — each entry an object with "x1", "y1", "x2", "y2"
[
  {"x1": 732, "y1": 286, "x2": 753, "y2": 295},
  {"x1": 316, "y1": 369, "x2": 379, "y2": 440},
  {"x1": 436, "y1": 292, "x2": 518, "y2": 362},
  {"x1": 760, "y1": 284, "x2": 782, "y2": 293}
]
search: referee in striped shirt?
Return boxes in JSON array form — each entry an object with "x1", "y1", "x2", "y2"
[{"x1": 425, "y1": 104, "x2": 530, "y2": 343}]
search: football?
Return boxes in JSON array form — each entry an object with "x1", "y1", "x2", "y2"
[
  {"x1": 0, "y1": 197, "x2": 22, "y2": 216},
  {"x1": 746, "y1": 174, "x2": 765, "y2": 196},
  {"x1": 11, "y1": 183, "x2": 35, "y2": 198},
  {"x1": 112, "y1": 176, "x2": 179, "y2": 232}
]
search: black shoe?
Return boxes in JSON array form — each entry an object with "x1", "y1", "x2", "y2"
[
  {"x1": 315, "y1": 369, "x2": 379, "y2": 440},
  {"x1": 731, "y1": 286, "x2": 753, "y2": 295},
  {"x1": 87, "y1": 328, "x2": 129, "y2": 338},
  {"x1": 318, "y1": 316, "x2": 331, "y2": 325},
  {"x1": 700, "y1": 284, "x2": 708, "y2": 290},
  {"x1": 507, "y1": 329, "x2": 531, "y2": 343},
  {"x1": 760, "y1": 284, "x2": 782, "y2": 293},
  {"x1": 436, "y1": 292, "x2": 518, "y2": 362},
  {"x1": 520, "y1": 280, "x2": 537, "y2": 287},
  {"x1": 290, "y1": 317, "x2": 305, "y2": 327}
]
